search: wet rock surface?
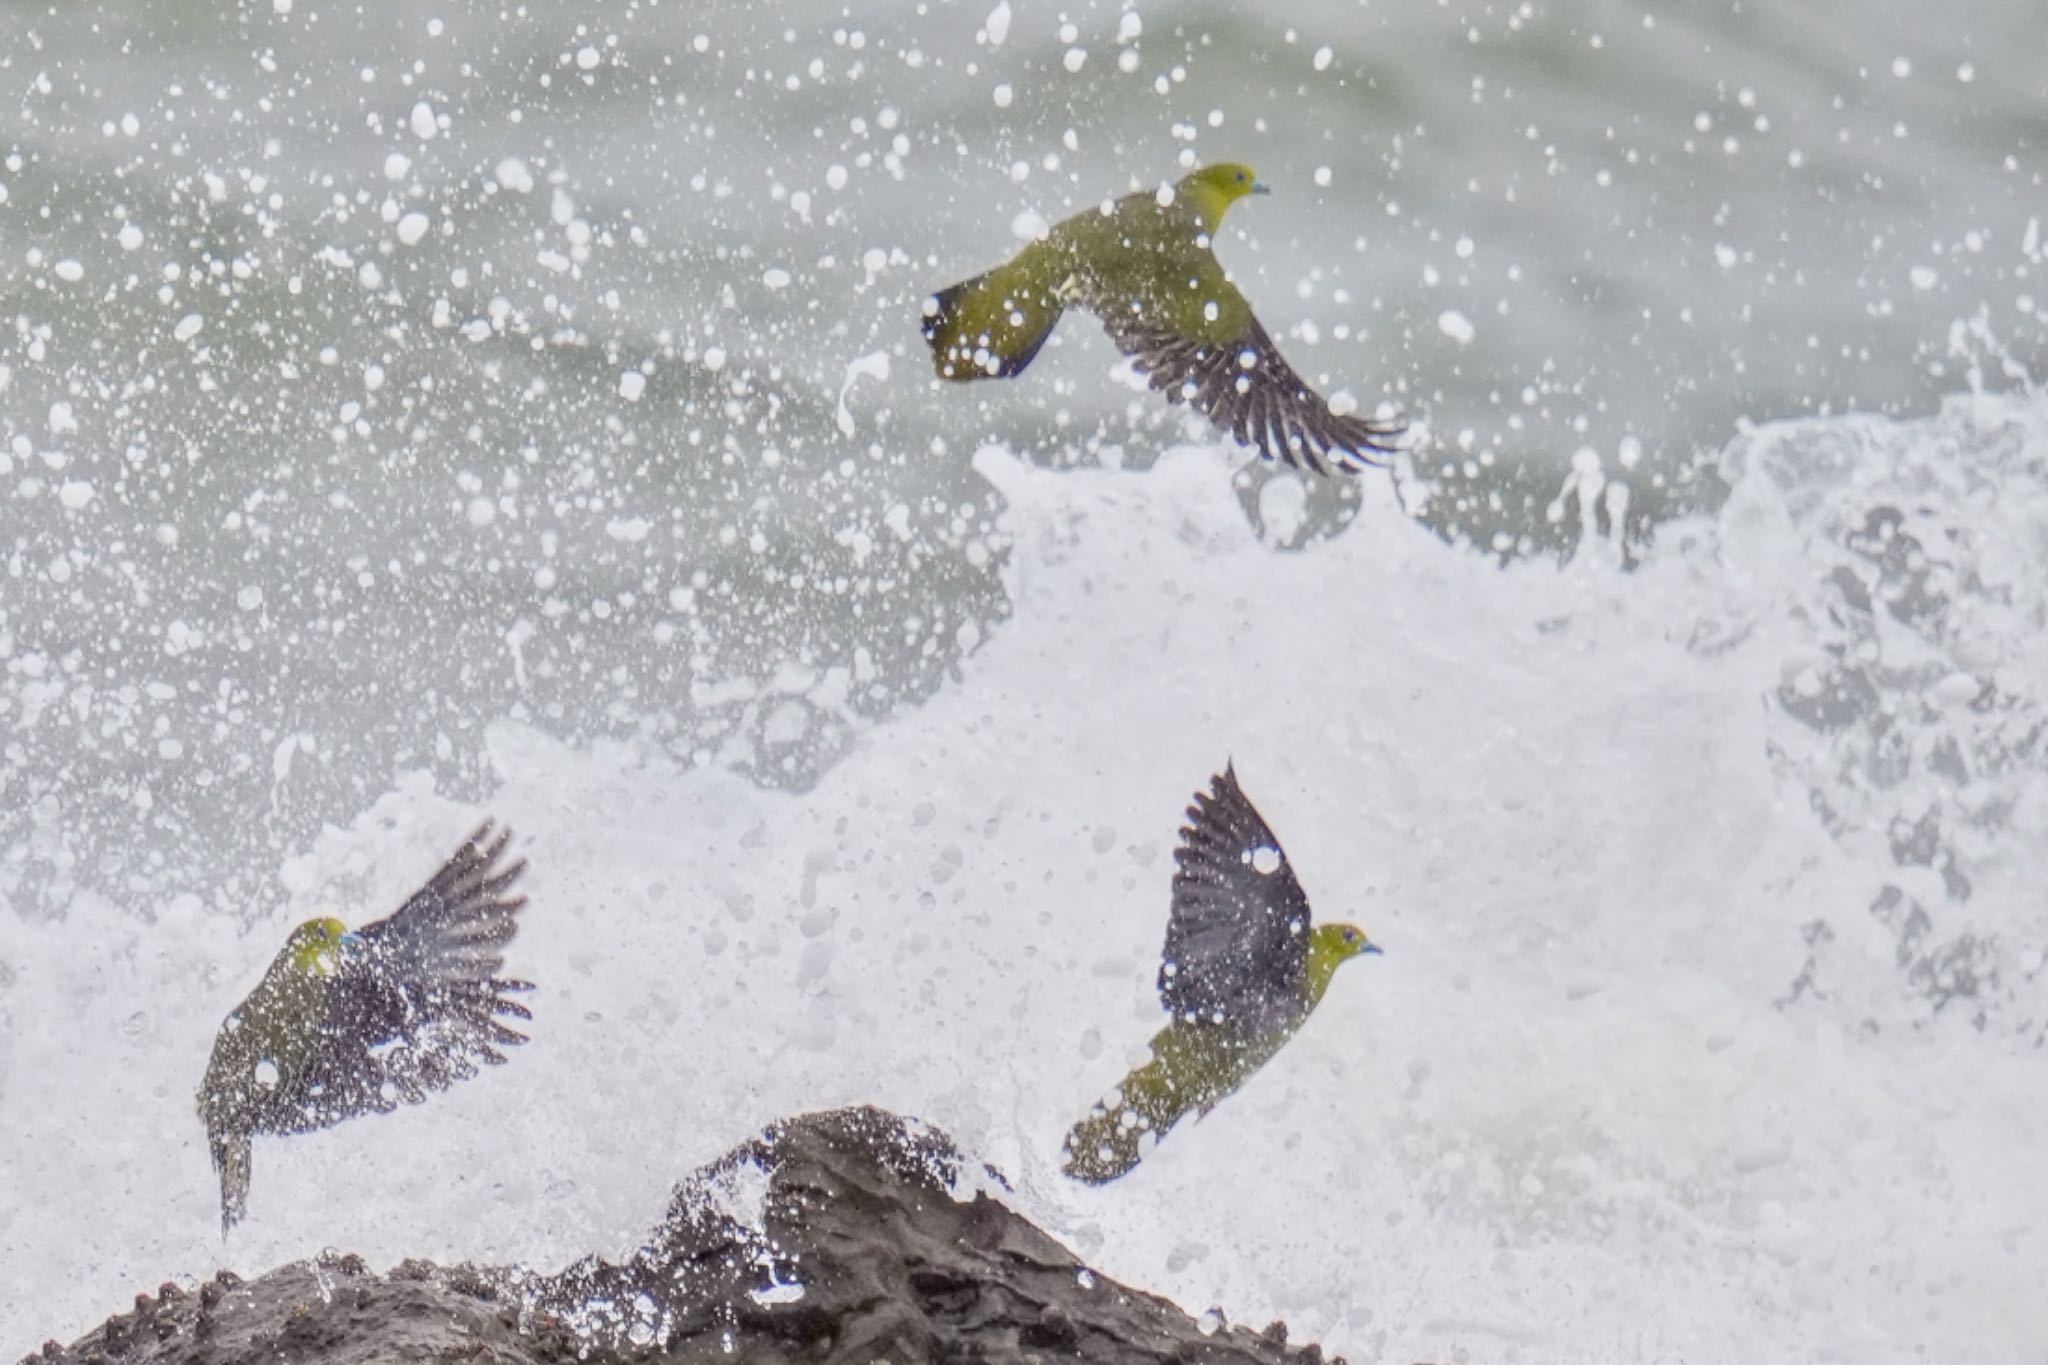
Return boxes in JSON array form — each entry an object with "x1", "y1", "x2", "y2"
[{"x1": 26, "y1": 1107, "x2": 1338, "y2": 1365}]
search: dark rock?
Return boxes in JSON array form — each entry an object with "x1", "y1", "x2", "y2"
[
  {"x1": 316, "y1": 1251, "x2": 368, "y2": 1278},
  {"x1": 29, "y1": 1106, "x2": 1341, "y2": 1365},
  {"x1": 445, "y1": 1267, "x2": 499, "y2": 1302},
  {"x1": 1019, "y1": 1305, "x2": 1080, "y2": 1351}
]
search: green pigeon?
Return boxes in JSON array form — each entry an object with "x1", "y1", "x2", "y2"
[
  {"x1": 196, "y1": 821, "x2": 532, "y2": 1233},
  {"x1": 1062, "y1": 766, "x2": 1380, "y2": 1182},
  {"x1": 923, "y1": 162, "x2": 1404, "y2": 475}
]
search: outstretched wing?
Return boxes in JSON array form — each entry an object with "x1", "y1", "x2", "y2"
[
  {"x1": 294, "y1": 821, "x2": 533, "y2": 1122},
  {"x1": 1157, "y1": 766, "x2": 1314, "y2": 1035},
  {"x1": 1096, "y1": 301, "x2": 1403, "y2": 475}
]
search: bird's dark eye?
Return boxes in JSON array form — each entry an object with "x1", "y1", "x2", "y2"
[{"x1": 1235, "y1": 171, "x2": 1246, "y2": 181}]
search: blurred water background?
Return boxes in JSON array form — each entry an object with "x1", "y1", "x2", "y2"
[{"x1": 3, "y1": 0, "x2": 2042, "y2": 906}]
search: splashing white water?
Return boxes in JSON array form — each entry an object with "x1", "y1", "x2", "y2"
[{"x1": 3, "y1": 394, "x2": 2046, "y2": 1361}]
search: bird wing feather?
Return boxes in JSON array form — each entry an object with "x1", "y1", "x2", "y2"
[
  {"x1": 278, "y1": 822, "x2": 533, "y2": 1130},
  {"x1": 1093, "y1": 303, "x2": 1403, "y2": 475},
  {"x1": 1157, "y1": 766, "x2": 1313, "y2": 1036}
]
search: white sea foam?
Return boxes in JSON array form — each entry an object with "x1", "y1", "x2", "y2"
[{"x1": 3, "y1": 393, "x2": 2045, "y2": 1361}]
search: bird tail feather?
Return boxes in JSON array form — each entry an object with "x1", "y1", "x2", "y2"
[
  {"x1": 922, "y1": 247, "x2": 1067, "y2": 381},
  {"x1": 1060, "y1": 1042, "x2": 1200, "y2": 1184},
  {"x1": 212, "y1": 1131, "x2": 251, "y2": 1237}
]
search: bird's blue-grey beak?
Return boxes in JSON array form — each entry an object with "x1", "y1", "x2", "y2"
[
  {"x1": 339, "y1": 930, "x2": 366, "y2": 955},
  {"x1": 1250, "y1": 181, "x2": 1272, "y2": 196},
  {"x1": 1362, "y1": 942, "x2": 1384, "y2": 956}
]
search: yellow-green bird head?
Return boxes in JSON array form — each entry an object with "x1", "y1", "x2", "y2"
[
  {"x1": 281, "y1": 917, "x2": 357, "y2": 977},
  {"x1": 1175, "y1": 162, "x2": 1270, "y2": 230},
  {"x1": 1306, "y1": 922, "x2": 1382, "y2": 1005}
]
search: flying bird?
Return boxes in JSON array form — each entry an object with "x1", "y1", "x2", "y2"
[
  {"x1": 196, "y1": 821, "x2": 532, "y2": 1234},
  {"x1": 923, "y1": 162, "x2": 1404, "y2": 475},
  {"x1": 1062, "y1": 766, "x2": 1380, "y2": 1182}
]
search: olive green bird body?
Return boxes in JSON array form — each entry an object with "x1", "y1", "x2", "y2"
[
  {"x1": 196, "y1": 823, "x2": 532, "y2": 1233},
  {"x1": 929, "y1": 186, "x2": 1249, "y2": 371},
  {"x1": 198, "y1": 918, "x2": 354, "y2": 1226},
  {"x1": 925, "y1": 164, "x2": 1402, "y2": 474},
  {"x1": 1062, "y1": 767, "x2": 1379, "y2": 1183}
]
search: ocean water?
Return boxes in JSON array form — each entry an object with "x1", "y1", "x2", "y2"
[{"x1": 3, "y1": 0, "x2": 2046, "y2": 1360}]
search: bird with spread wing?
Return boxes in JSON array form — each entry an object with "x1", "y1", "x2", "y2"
[
  {"x1": 195, "y1": 821, "x2": 533, "y2": 1233},
  {"x1": 1062, "y1": 766, "x2": 1380, "y2": 1182},
  {"x1": 923, "y1": 163, "x2": 1405, "y2": 475}
]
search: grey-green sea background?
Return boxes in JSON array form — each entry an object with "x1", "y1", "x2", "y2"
[{"x1": 4, "y1": 0, "x2": 2042, "y2": 913}]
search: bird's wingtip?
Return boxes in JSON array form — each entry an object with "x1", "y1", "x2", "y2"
[{"x1": 1215, "y1": 760, "x2": 1243, "y2": 796}]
